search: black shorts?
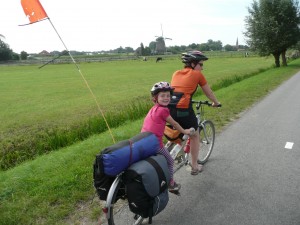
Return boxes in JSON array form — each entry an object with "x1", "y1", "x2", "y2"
[{"x1": 169, "y1": 107, "x2": 198, "y2": 130}]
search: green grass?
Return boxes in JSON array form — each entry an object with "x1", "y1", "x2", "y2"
[
  {"x1": 0, "y1": 58, "x2": 299, "y2": 224},
  {"x1": 0, "y1": 55, "x2": 275, "y2": 169},
  {"x1": 0, "y1": 56, "x2": 274, "y2": 131}
]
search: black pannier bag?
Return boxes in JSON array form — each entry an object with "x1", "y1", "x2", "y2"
[
  {"x1": 124, "y1": 154, "x2": 170, "y2": 224},
  {"x1": 93, "y1": 159, "x2": 125, "y2": 202},
  {"x1": 93, "y1": 132, "x2": 159, "y2": 201}
]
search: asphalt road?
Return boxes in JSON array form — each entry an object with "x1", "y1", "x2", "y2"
[{"x1": 153, "y1": 72, "x2": 300, "y2": 225}]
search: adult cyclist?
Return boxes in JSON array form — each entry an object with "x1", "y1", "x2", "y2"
[{"x1": 169, "y1": 50, "x2": 221, "y2": 175}]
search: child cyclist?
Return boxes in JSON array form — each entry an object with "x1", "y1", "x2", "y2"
[{"x1": 141, "y1": 81, "x2": 194, "y2": 192}]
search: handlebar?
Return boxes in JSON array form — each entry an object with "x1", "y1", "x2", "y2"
[{"x1": 191, "y1": 100, "x2": 222, "y2": 108}]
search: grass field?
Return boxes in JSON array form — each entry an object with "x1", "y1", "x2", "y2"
[
  {"x1": 0, "y1": 57, "x2": 299, "y2": 224},
  {"x1": 0, "y1": 55, "x2": 275, "y2": 169},
  {"x1": 0, "y1": 56, "x2": 274, "y2": 130}
]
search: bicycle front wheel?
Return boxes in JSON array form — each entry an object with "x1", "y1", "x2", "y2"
[
  {"x1": 104, "y1": 175, "x2": 143, "y2": 225},
  {"x1": 198, "y1": 120, "x2": 215, "y2": 165}
]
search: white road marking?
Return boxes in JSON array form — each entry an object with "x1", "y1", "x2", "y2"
[{"x1": 285, "y1": 142, "x2": 294, "y2": 149}]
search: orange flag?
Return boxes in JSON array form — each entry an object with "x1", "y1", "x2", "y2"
[{"x1": 21, "y1": 0, "x2": 48, "y2": 24}]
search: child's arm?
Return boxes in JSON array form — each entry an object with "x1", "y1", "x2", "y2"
[{"x1": 166, "y1": 115, "x2": 191, "y2": 135}]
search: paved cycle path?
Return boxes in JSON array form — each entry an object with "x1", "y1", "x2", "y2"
[{"x1": 153, "y1": 72, "x2": 300, "y2": 225}]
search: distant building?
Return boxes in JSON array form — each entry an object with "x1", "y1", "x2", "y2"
[{"x1": 39, "y1": 50, "x2": 50, "y2": 56}]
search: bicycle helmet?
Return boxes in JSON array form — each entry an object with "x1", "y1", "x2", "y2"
[
  {"x1": 181, "y1": 50, "x2": 208, "y2": 64},
  {"x1": 150, "y1": 81, "x2": 174, "y2": 96}
]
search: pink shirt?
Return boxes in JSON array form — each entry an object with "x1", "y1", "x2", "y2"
[{"x1": 141, "y1": 103, "x2": 169, "y2": 148}]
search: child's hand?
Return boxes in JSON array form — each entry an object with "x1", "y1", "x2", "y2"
[{"x1": 184, "y1": 128, "x2": 195, "y2": 136}]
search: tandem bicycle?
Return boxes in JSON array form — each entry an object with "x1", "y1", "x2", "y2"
[{"x1": 101, "y1": 100, "x2": 220, "y2": 225}]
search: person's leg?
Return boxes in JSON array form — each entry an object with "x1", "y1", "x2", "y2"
[
  {"x1": 170, "y1": 108, "x2": 201, "y2": 175},
  {"x1": 157, "y1": 148, "x2": 181, "y2": 191},
  {"x1": 190, "y1": 129, "x2": 202, "y2": 175},
  {"x1": 157, "y1": 147, "x2": 174, "y2": 182}
]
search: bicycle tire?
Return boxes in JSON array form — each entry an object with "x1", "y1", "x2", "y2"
[
  {"x1": 198, "y1": 120, "x2": 215, "y2": 165},
  {"x1": 105, "y1": 176, "x2": 143, "y2": 225}
]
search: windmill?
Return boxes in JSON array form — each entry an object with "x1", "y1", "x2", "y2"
[{"x1": 155, "y1": 24, "x2": 172, "y2": 54}]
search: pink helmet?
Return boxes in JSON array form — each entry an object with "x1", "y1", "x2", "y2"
[{"x1": 150, "y1": 82, "x2": 174, "y2": 96}]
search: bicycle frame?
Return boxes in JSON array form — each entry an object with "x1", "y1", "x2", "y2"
[{"x1": 165, "y1": 138, "x2": 189, "y2": 174}]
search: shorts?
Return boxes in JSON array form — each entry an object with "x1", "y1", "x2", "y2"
[{"x1": 169, "y1": 107, "x2": 198, "y2": 130}]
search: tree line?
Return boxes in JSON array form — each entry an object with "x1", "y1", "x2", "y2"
[
  {"x1": 0, "y1": 37, "x2": 245, "y2": 61},
  {"x1": 136, "y1": 39, "x2": 249, "y2": 56},
  {"x1": 0, "y1": 36, "x2": 28, "y2": 61}
]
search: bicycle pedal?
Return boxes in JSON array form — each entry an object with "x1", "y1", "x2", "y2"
[{"x1": 175, "y1": 155, "x2": 184, "y2": 162}]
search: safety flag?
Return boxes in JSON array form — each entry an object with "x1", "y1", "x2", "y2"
[{"x1": 21, "y1": 0, "x2": 48, "y2": 24}]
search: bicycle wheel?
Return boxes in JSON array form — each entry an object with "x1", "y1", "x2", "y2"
[
  {"x1": 198, "y1": 120, "x2": 215, "y2": 165},
  {"x1": 104, "y1": 175, "x2": 144, "y2": 225}
]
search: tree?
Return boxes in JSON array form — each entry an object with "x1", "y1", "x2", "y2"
[
  {"x1": 20, "y1": 51, "x2": 29, "y2": 60},
  {"x1": 143, "y1": 47, "x2": 151, "y2": 56},
  {"x1": 140, "y1": 43, "x2": 145, "y2": 56},
  {"x1": 149, "y1": 41, "x2": 156, "y2": 54},
  {"x1": 224, "y1": 44, "x2": 236, "y2": 51},
  {"x1": 198, "y1": 43, "x2": 210, "y2": 51},
  {"x1": 0, "y1": 38, "x2": 13, "y2": 61},
  {"x1": 12, "y1": 52, "x2": 19, "y2": 60},
  {"x1": 116, "y1": 46, "x2": 124, "y2": 53},
  {"x1": 244, "y1": 0, "x2": 300, "y2": 67},
  {"x1": 188, "y1": 43, "x2": 198, "y2": 49},
  {"x1": 207, "y1": 39, "x2": 223, "y2": 51},
  {"x1": 169, "y1": 45, "x2": 186, "y2": 54},
  {"x1": 125, "y1": 47, "x2": 134, "y2": 54},
  {"x1": 294, "y1": 41, "x2": 300, "y2": 51}
]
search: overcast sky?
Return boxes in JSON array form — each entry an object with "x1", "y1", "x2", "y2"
[{"x1": 1, "y1": 0, "x2": 253, "y2": 54}]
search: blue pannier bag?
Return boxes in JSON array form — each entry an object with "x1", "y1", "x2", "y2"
[
  {"x1": 93, "y1": 132, "x2": 159, "y2": 201},
  {"x1": 97, "y1": 132, "x2": 159, "y2": 175}
]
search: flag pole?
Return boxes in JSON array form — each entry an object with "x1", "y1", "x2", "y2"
[{"x1": 47, "y1": 18, "x2": 116, "y2": 144}]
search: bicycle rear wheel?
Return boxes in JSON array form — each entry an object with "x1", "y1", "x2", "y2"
[
  {"x1": 104, "y1": 176, "x2": 143, "y2": 225},
  {"x1": 198, "y1": 120, "x2": 215, "y2": 165}
]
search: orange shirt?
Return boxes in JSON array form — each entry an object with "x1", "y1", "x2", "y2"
[{"x1": 171, "y1": 68, "x2": 207, "y2": 109}]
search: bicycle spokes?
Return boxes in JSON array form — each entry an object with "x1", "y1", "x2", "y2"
[{"x1": 201, "y1": 127, "x2": 210, "y2": 144}]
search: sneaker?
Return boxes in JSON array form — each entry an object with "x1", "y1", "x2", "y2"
[
  {"x1": 191, "y1": 165, "x2": 203, "y2": 175},
  {"x1": 168, "y1": 182, "x2": 181, "y2": 192}
]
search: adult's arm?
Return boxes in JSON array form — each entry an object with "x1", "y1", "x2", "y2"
[{"x1": 200, "y1": 84, "x2": 220, "y2": 106}]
